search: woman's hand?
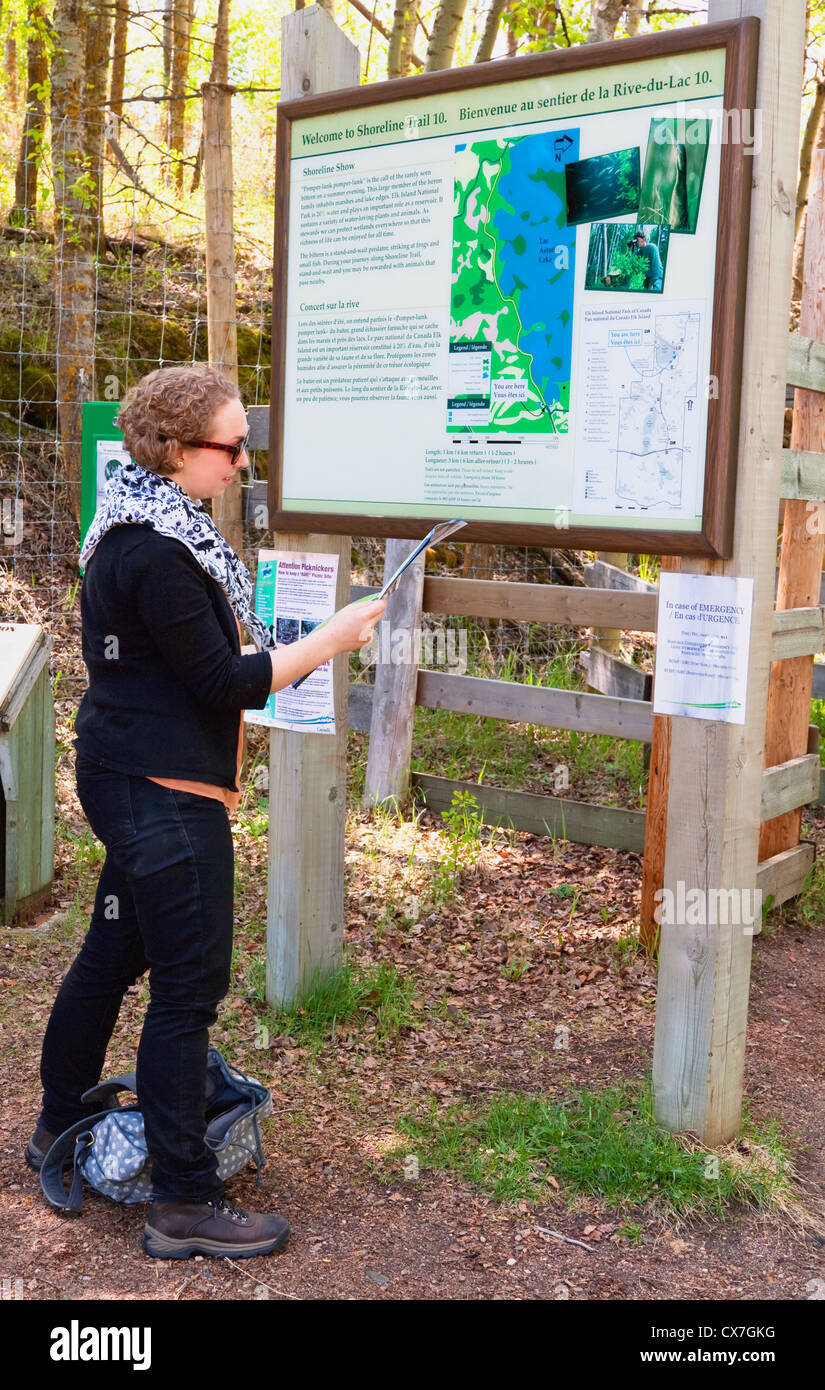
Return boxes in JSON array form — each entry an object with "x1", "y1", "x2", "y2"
[
  {"x1": 267, "y1": 596, "x2": 386, "y2": 694},
  {"x1": 324, "y1": 596, "x2": 386, "y2": 653}
]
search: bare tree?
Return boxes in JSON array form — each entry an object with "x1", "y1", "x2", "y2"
[
  {"x1": 5, "y1": 13, "x2": 17, "y2": 106},
  {"x1": 52, "y1": 0, "x2": 96, "y2": 524},
  {"x1": 11, "y1": 5, "x2": 50, "y2": 228},
  {"x1": 623, "y1": 0, "x2": 644, "y2": 36},
  {"x1": 191, "y1": 0, "x2": 230, "y2": 193},
  {"x1": 388, "y1": 0, "x2": 419, "y2": 78},
  {"x1": 475, "y1": 0, "x2": 509, "y2": 62},
  {"x1": 425, "y1": 0, "x2": 469, "y2": 71},
  {"x1": 169, "y1": 0, "x2": 194, "y2": 192},
  {"x1": 85, "y1": 0, "x2": 114, "y2": 255},
  {"x1": 586, "y1": 0, "x2": 627, "y2": 42},
  {"x1": 161, "y1": 0, "x2": 173, "y2": 91},
  {"x1": 792, "y1": 72, "x2": 825, "y2": 306},
  {"x1": 110, "y1": 2, "x2": 130, "y2": 126}
]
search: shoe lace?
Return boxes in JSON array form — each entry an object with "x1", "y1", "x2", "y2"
[{"x1": 210, "y1": 1199, "x2": 249, "y2": 1225}]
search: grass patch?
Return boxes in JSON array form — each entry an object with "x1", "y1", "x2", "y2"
[
  {"x1": 381, "y1": 1078, "x2": 798, "y2": 1220},
  {"x1": 261, "y1": 956, "x2": 419, "y2": 1050},
  {"x1": 794, "y1": 854, "x2": 825, "y2": 926},
  {"x1": 810, "y1": 694, "x2": 825, "y2": 765}
]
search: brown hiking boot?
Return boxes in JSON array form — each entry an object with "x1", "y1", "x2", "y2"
[
  {"x1": 142, "y1": 1197, "x2": 290, "y2": 1260},
  {"x1": 25, "y1": 1125, "x2": 67, "y2": 1173}
]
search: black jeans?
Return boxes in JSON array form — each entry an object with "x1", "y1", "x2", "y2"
[{"x1": 38, "y1": 754, "x2": 234, "y2": 1203}]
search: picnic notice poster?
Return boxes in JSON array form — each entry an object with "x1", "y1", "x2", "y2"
[
  {"x1": 244, "y1": 549, "x2": 339, "y2": 735},
  {"x1": 653, "y1": 571, "x2": 753, "y2": 724}
]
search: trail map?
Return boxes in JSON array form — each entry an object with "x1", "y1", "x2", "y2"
[
  {"x1": 614, "y1": 310, "x2": 700, "y2": 509},
  {"x1": 448, "y1": 131, "x2": 579, "y2": 436}
]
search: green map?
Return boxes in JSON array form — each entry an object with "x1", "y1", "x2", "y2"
[{"x1": 448, "y1": 130, "x2": 579, "y2": 436}]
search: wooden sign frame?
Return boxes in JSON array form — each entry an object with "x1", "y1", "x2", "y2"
[{"x1": 269, "y1": 18, "x2": 759, "y2": 558}]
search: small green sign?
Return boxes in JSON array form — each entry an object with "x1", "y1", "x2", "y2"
[{"x1": 80, "y1": 401, "x2": 131, "y2": 569}]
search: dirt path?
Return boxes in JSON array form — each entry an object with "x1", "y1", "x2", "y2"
[{"x1": 1, "y1": 793, "x2": 824, "y2": 1302}]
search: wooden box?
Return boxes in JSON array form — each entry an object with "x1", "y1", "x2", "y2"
[{"x1": 0, "y1": 623, "x2": 54, "y2": 924}]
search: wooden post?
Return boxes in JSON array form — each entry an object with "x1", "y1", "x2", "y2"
[
  {"x1": 202, "y1": 80, "x2": 242, "y2": 553},
  {"x1": 591, "y1": 551, "x2": 628, "y2": 659},
  {"x1": 759, "y1": 144, "x2": 825, "y2": 862},
  {"x1": 640, "y1": 556, "x2": 680, "y2": 952},
  {"x1": 266, "y1": 5, "x2": 359, "y2": 1008},
  {"x1": 364, "y1": 539, "x2": 425, "y2": 808},
  {"x1": 652, "y1": 0, "x2": 805, "y2": 1144}
]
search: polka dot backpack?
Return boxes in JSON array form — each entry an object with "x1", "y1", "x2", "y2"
[{"x1": 39, "y1": 1047, "x2": 272, "y2": 1212}]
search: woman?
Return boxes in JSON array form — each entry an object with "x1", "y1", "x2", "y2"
[{"x1": 27, "y1": 364, "x2": 385, "y2": 1260}]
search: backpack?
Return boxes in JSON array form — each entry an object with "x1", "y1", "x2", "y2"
[{"x1": 40, "y1": 1046, "x2": 272, "y2": 1213}]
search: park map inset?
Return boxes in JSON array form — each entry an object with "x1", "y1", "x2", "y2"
[{"x1": 448, "y1": 130, "x2": 579, "y2": 436}]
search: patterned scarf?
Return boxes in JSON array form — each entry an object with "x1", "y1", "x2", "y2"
[{"x1": 79, "y1": 459, "x2": 275, "y2": 651}]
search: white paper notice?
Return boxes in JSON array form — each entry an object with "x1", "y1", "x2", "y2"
[
  {"x1": 653, "y1": 573, "x2": 754, "y2": 725},
  {"x1": 244, "y1": 549, "x2": 339, "y2": 735},
  {"x1": 96, "y1": 439, "x2": 131, "y2": 503}
]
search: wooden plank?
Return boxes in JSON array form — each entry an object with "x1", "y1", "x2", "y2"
[
  {"x1": 39, "y1": 666, "x2": 54, "y2": 904},
  {"x1": 640, "y1": 557, "x2": 680, "y2": 952},
  {"x1": 247, "y1": 406, "x2": 269, "y2": 452},
  {"x1": 412, "y1": 773, "x2": 646, "y2": 853},
  {"x1": 779, "y1": 447, "x2": 825, "y2": 501},
  {"x1": 204, "y1": 80, "x2": 242, "y2": 552},
  {"x1": 787, "y1": 331, "x2": 825, "y2": 394},
  {"x1": 422, "y1": 577, "x2": 658, "y2": 632},
  {"x1": 0, "y1": 735, "x2": 18, "y2": 925},
  {"x1": 265, "y1": 9, "x2": 359, "y2": 1009},
  {"x1": 348, "y1": 682, "x2": 373, "y2": 734},
  {"x1": 583, "y1": 559, "x2": 656, "y2": 593},
  {"x1": 583, "y1": 647, "x2": 650, "y2": 703},
  {"x1": 653, "y1": 0, "x2": 805, "y2": 1145},
  {"x1": 364, "y1": 538, "x2": 425, "y2": 807},
  {"x1": 813, "y1": 664, "x2": 825, "y2": 699},
  {"x1": 0, "y1": 626, "x2": 48, "y2": 728},
  {"x1": 755, "y1": 841, "x2": 816, "y2": 920},
  {"x1": 416, "y1": 670, "x2": 654, "y2": 742},
  {"x1": 761, "y1": 148, "x2": 825, "y2": 859},
  {"x1": 760, "y1": 753, "x2": 820, "y2": 821},
  {"x1": 770, "y1": 606, "x2": 825, "y2": 659}
]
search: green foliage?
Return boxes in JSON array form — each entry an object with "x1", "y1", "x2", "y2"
[
  {"x1": 795, "y1": 855, "x2": 825, "y2": 926},
  {"x1": 431, "y1": 788, "x2": 483, "y2": 904},
  {"x1": 385, "y1": 1078, "x2": 798, "y2": 1218},
  {"x1": 265, "y1": 957, "x2": 419, "y2": 1049}
]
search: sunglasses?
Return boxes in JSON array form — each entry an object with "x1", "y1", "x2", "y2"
[{"x1": 178, "y1": 434, "x2": 250, "y2": 467}]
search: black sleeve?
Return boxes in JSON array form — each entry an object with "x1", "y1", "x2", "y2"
[{"x1": 131, "y1": 533, "x2": 274, "y2": 712}]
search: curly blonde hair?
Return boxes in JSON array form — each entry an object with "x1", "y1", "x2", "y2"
[{"x1": 115, "y1": 364, "x2": 240, "y2": 476}]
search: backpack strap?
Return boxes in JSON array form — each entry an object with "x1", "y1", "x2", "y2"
[
  {"x1": 39, "y1": 1109, "x2": 137, "y2": 1214},
  {"x1": 81, "y1": 1073, "x2": 138, "y2": 1110}
]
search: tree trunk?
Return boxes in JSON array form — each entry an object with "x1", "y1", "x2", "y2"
[
  {"x1": 623, "y1": 0, "x2": 644, "y2": 36},
  {"x1": 169, "y1": 0, "x2": 194, "y2": 193},
  {"x1": 110, "y1": 2, "x2": 130, "y2": 125},
  {"x1": 52, "y1": 0, "x2": 96, "y2": 526},
  {"x1": 191, "y1": 0, "x2": 230, "y2": 194},
  {"x1": 161, "y1": 0, "x2": 173, "y2": 90},
  {"x1": 85, "y1": 0, "x2": 114, "y2": 256},
  {"x1": 388, "y1": 0, "x2": 419, "y2": 78},
  {"x1": 5, "y1": 31, "x2": 17, "y2": 105},
  {"x1": 791, "y1": 77, "x2": 825, "y2": 307},
  {"x1": 425, "y1": 0, "x2": 468, "y2": 72},
  {"x1": 211, "y1": 0, "x2": 231, "y2": 84},
  {"x1": 11, "y1": 7, "x2": 49, "y2": 228},
  {"x1": 475, "y1": 0, "x2": 508, "y2": 62},
  {"x1": 586, "y1": 0, "x2": 626, "y2": 43}
]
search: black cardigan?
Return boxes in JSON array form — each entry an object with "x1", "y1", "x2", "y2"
[{"x1": 73, "y1": 524, "x2": 273, "y2": 790}]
